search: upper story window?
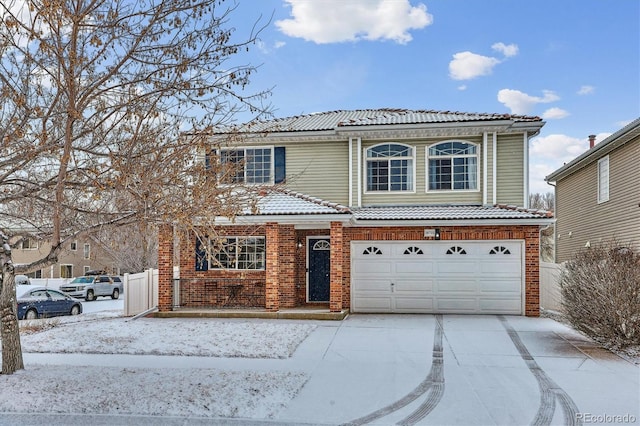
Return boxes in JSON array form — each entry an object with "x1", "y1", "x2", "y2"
[
  {"x1": 21, "y1": 238, "x2": 38, "y2": 250},
  {"x1": 427, "y1": 141, "x2": 479, "y2": 191},
  {"x1": 209, "y1": 146, "x2": 286, "y2": 185},
  {"x1": 221, "y1": 147, "x2": 273, "y2": 184},
  {"x1": 365, "y1": 143, "x2": 414, "y2": 192},
  {"x1": 83, "y1": 243, "x2": 90, "y2": 259},
  {"x1": 597, "y1": 156, "x2": 609, "y2": 203}
]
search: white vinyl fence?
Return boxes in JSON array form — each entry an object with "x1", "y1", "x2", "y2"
[
  {"x1": 540, "y1": 262, "x2": 564, "y2": 312},
  {"x1": 124, "y1": 269, "x2": 158, "y2": 317}
]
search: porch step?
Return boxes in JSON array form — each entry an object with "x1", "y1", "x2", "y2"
[{"x1": 151, "y1": 309, "x2": 349, "y2": 321}]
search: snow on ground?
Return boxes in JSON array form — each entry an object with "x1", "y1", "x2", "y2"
[
  {"x1": 20, "y1": 317, "x2": 316, "y2": 358},
  {"x1": 0, "y1": 312, "x2": 317, "y2": 420}
]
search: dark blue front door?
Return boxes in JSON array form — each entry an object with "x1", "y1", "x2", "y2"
[{"x1": 308, "y1": 237, "x2": 330, "y2": 302}]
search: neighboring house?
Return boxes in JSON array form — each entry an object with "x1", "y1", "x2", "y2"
[
  {"x1": 13, "y1": 233, "x2": 121, "y2": 278},
  {"x1": 545, "y1": 118, "x2": 640, "y2": 263},
  {"x1": 158, "y1": 109, "x2": 553, "y2": 317}
]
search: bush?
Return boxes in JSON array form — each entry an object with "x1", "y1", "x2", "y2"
[{"x1": 560, "y1": 241, "x2": 640, "y2": 349}]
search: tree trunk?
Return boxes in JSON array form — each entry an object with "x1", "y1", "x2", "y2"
[{"x1": 0, "y1": 252, "x2": 24, "y2": 374}]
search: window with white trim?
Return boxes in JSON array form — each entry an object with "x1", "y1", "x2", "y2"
[
  {"x1": 60, "y1": 264, "x2": 73, "y2": 278},
  {"x1": 365, "y1": 143, "x2": 414, "y2": 192},
  {"x1": 21, "y1": 238, "x2": 38, "y2": 250},
  {"x1": 210, "y1": 237, "x2": 265, "y2": 270},
  {"x1": 427, "y1": 141, "x2": 478, "y2": 191},
  {"x1": 83, "y1": 243, "x2": 90, "y2": 259},
  {"x1": 597, "y1": 156, "x2": 609, "y2": 203},
  {"x1": 220, "y1": 147, "x2": 273, "y2": 184}
]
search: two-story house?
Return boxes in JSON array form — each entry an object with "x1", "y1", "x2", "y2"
[
  {"x1": 545, "y1": 118, "x2": 640, "y2": 262},
  {"x1": 158, "y1": 109, "x2": 553, "y2": 317},
  {"x1": 13, "y1": 233, "x2": 121, "y2": 278}
]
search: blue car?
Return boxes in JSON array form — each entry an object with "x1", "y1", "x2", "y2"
[{"x1": 17, "y1": 287, "x2": 83, "y2": 320}]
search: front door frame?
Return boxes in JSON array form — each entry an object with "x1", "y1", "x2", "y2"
[{"x1": 306, "y1": 235, "x2": 331, "y2": 303}]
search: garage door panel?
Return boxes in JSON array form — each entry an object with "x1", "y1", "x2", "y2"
[
  {"x1": 436, "y1": 261, "x2": 478, "y2": 274},
  {"x1": 353, "y1": 261, "x2": 392, "y2": 274},
  {"x1": 351, "y1": 240, "x2": 524, "y2": 314},
  {"x1": 480, "y1": 261, "x2": 520, "y2": 274},
  {"x1": 353, "y1": 297, "x2": 392, "y2": 312},
  {"x1": 436, "y1": 279, "x2": 477, "y2": 292},
  {"x1": 435, "y1": 298, "x2": 478, "y2": 312},
  {"x1": 353, "y1": 279, "x2": 390, "y2": 292},
  {"x1": 394, "y1": 279, "x2": 434, "y2": 292},
  {"x1": 478, "y1": 298, "x2": 521, "y2": 313},
  {"x1": 479, "y1": 279, "x2": 522, "y2": 292},
  {"x1": 395, "y1": 297, "x2": 434, "y2": 311},
  {"x1": 392, "y1": 261, "x2": 434, "y2": 274}
]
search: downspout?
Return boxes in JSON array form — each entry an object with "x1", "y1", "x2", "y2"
[
  {"x1": 492, "y1": 132, "x2": 497, "y2": 204},
  {"x1": 523, "y1": 131, "x2": 529, "y2": 208},
  {"x1": 348, "y1": 137, "x2": 353, "y2": 207},
  {"x1": 483, "y1": 132, "x2": 488, "y2": 205},
  {"x1": 357, "y1": 137, "x2": 362, "y2": 208}
]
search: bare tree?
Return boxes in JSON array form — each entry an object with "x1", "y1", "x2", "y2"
[
  {"x1": 529, "y1": 191, "x2": 555, "y2": 262},
  {"x1": 0, "y1": 0, "x2": 271, "y2": 374}
]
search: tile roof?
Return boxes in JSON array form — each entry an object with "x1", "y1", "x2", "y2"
[
  {"x1": 352, "y1": 204, "x2": 553, "y2": 221},
  {"x1": 220, "y1": 109, "x2": 543, "y2": 134},
  {"x1": 249, "y1": 189, "x2": 350, "y2": 215}
]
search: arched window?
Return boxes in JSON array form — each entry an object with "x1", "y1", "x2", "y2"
[
  {"x1": 427, "y1": 141, "x2": 478, "y2": 191},
  {"x1": 366, "y1": 143, "x2": 414, "y2": 192},
  {"x1": 489, "y1": 246, "x2": 511, "y2": 255},
  {"x1": 363, "y1": 246, "x2": 383, "y2": 255},
  {"x1": 403, "y1": 246, "x2": 424, "y2": 255},
  {"x1": 446, "y1": 246, "x2": 467, "y2": 255},
  {"x1": 312, "y1": 240, "x2": 330, "y2": 251}
]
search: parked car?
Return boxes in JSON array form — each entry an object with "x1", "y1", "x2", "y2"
[
  {"x1": 17, "y1": 287, "x2": 82, "y2": 320},
  {"x1": 59, "y1": 275, "x2": 123, "y2": 301},
  {"x1": 15, "y1": 274, "x2": 31, "y2": 285}
]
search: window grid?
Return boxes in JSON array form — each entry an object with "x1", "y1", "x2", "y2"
[
  {"x1": 210, "y1": 237, "x2": 266, "y2": 270},
  {"x1": 221, "y1": 147, "x2": 273, "y2": 184},
  {"x1": 366, "y1": 143, "x2": 414, "y2": 192},
  {"x1": 427, "y1": 141, "x2": 478, "y2": 191}
]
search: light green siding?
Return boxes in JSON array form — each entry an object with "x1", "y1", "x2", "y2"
[
  {"x1": 282, "y1": 141, "x2": 350, "y2": 205},
  {"x1": 495, "y1": 133, "x2": 525, "y2": 205},
  {"x1": 556, "y1": 139, "x2": 640, "y2": 262},
  {"x1": 360, "y1": 136, "x2": 484, "y2": 206}
]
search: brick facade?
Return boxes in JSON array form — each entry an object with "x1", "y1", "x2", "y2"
[{"x1": 160, "y1": 223, "x2": 542, "y2": 317}]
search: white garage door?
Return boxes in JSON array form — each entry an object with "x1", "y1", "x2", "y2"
[{"x1": 351, "y1": 241, "x2": 523, "y2": 314}]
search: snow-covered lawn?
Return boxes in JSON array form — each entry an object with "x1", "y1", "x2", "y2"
[{"x1": 0, "y1": 315, "x2": 317, "y2": 420}]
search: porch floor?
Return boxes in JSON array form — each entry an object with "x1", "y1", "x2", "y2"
[{"x1": 151, "y1": 308, "x2": 349, "y2": 321}]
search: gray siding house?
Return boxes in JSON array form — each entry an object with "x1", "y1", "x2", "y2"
[{"x1": 546, "y1": 118, "x2": 640, "y2": 262}]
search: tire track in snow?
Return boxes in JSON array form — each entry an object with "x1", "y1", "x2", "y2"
[
  {"x1": 342, "y1": 315, "x2": 445, "y2": 426},
  {"x1": 498, "y1": 315, "x2": 582, "y2": 426}
]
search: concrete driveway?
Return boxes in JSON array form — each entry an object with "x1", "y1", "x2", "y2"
[
  {"x1": 12, "y1": 314, "x2": 639, "y2": 425},
  {"x1": 280, "y1": 314, "x2": 639, "y2": 425}
]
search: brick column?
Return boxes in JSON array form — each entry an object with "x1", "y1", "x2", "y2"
[
  {"x1": 279, "y1": 225, "x2": 297, "y2": 308},
  {"x1": 330, "y1": 221, "x2": 343, "y2": 312},
  {"x1": 265, "y1": 223, "x2": 280, "y2": 312},
  {"x1": 158, "y1": 223, "x2": 174, "y2": 311},
  {"x1": 525, "y1": 226, "x2": 541, "y2": 317}
]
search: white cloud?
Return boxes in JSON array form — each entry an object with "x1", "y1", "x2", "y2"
[
  {"x1": 457, "y1": 85, "x2": 467, "y2": 91},
  {"x1": 449, "y1": 52, "x2": 500, "y2": 80},
  {"x1": 275, "y1": 0, "x2": 433, "y2": 44},
  {"x1": 256, "y1": 40, "x2": 287, "y2": 54},
  {"x1": 492, "y1": 42, "x2": 519, "y2": 57},
  {"x1": 541, "y1": 107, "x2": 570, "y2": 119},
  {"x1": 497, "y1": 89, "x2": 560, "y2": 114},
  {"x1": 274, "y1": 41, "x2": 286, "y2": 49},
  {"x1": 577, "y1": 85, "x2": 595, "y2": 95},
  {"x1": 530, "y1": 134, "x2": 586, "y2": 162},
  {"x1": 449, "y1": 42, "x2": 517, "y2": 81}
]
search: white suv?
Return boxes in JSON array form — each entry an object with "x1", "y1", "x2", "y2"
[{"x1": 59, "y1": 275, "x2": 123, "y2": 301}]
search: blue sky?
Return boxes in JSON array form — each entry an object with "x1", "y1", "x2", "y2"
[{"x1": 230, "y1": 0, "x2": 639, "y2": 195}]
